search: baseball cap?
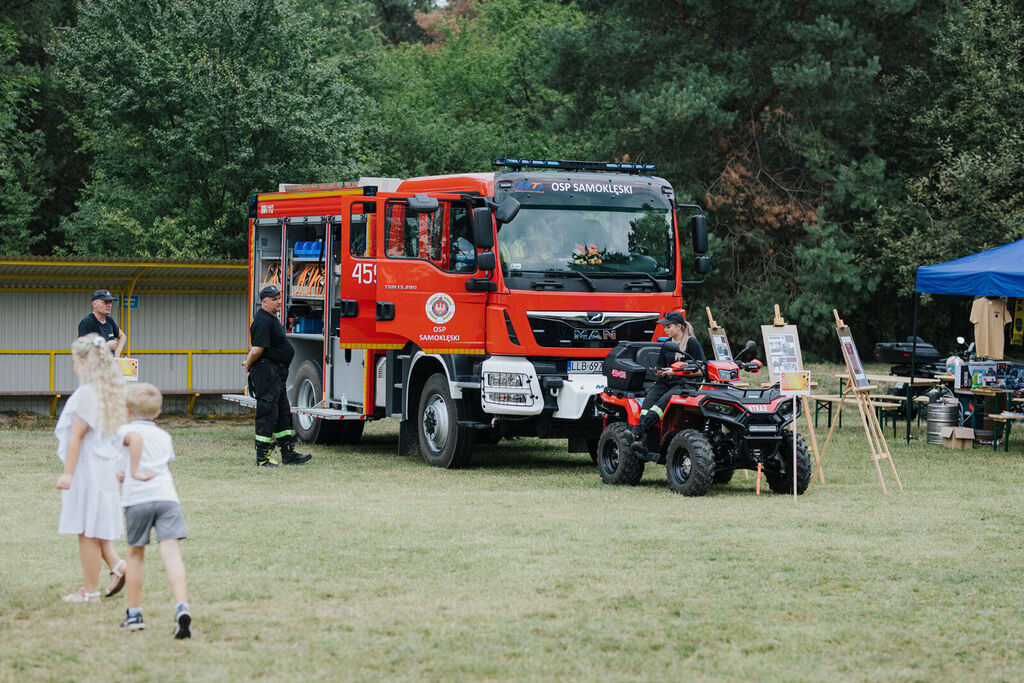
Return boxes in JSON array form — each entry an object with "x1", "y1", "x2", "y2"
[
  {"x1": 258, "y1": 285, "x2": 282, "y2": 300},
  {"x1": 91, "y1": 289, "x2": 116, "y2": 301},
  {"x1": 657, "y1": 310, "x2": 687, "y2": 326}
]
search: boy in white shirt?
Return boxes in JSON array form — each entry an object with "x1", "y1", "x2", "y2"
[{"x1": 116, "y1": 382, "x2": 192, "y2": 638}]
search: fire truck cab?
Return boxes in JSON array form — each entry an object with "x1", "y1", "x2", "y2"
[{"x1": 224, "y1": 159, "x2": 710, "y2": 468}]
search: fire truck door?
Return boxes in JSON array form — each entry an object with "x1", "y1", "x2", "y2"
[
  {"x1": 333, "y1": 197, "x2": 405, "y2": 348},
  {"x1": 375, "y1": 198, "x2": 488, "y2": 354}
]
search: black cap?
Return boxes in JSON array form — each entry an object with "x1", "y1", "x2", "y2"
[
  {"x1": 91, "y1": 289, "x2": 115, "y2": 301},
  {"x1": 258, "y1": 285, "x2": 281, "y2": 300},
  {"x1": 657, "y1": 310, "x2": 687, "y2": 326}
]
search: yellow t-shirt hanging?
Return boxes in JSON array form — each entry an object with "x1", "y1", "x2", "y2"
[{"x1": 970, "y1": 297, "x2": 1010, "y2": 359}]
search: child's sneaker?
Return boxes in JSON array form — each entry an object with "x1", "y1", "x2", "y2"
[
  {"x1": 173, "y1": 605, "x2": 191, "y2": 639},
  {"x1": 120, "y1": 610, "x2": 145, "y2": 631}
]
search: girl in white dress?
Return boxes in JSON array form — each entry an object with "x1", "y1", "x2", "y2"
[{"x1": 55, "y1": 334, "x2": 128, "y2": 602}]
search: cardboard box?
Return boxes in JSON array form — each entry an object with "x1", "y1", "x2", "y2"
[{"x1": 940, "y1": 426, "x2": 974, "y2": 450}]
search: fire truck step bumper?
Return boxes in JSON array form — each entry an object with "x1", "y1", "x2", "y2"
[
  {"x1": 293, "y1": 406, "x2": 366, "y2": 421},
  {"x1": 222, "y1": 393, "x2": 256, "y2": 409}
]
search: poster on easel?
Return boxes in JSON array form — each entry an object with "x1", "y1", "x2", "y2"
[
  {"x1": 710, "y1": 333, "x2": 732, "y2": 361},
  {"x1": 760, "y1": 324, "x2": 803, "y2": 385},
  {"x1": 705, "y1": 306, "x2": 733, "y2": 361},
  {"x1": 837, "y1": 329, "x2": 870, "y2": 389}
]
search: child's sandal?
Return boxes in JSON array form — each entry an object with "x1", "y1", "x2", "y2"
[
  {"x1": 63, "y1": 588, "x2": 101, "y2": 603},
  {"x1": 105, "y1": 559, "x2": 126, "y2": 598}
]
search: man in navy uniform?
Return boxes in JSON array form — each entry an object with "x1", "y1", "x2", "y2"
[{"x1": 242, "y1": 285, "x2": 311, "y2": 467}]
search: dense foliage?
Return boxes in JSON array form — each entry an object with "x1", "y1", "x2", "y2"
[{"x1": 2, "y1": 0, "x2": 1022, "y2": 353}]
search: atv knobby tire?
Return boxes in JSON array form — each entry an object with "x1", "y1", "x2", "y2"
[
  {"x1": 665, "y1": 429, "x2": 715, "y2": 496},
  {"x1": 597, "y1": 422, "x2": 644, "y2": 486},
  {"x1": 764, "y1": 431, "x2": 812, "y2": 495}
]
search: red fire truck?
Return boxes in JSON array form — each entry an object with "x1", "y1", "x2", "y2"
[{"x1": 224, "y1": 159, "x2": 710, "y2": 468}]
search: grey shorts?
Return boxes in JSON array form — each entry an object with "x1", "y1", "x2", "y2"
[{"x1": 125, "y1": 501, "x2": 187, "y2": 547}]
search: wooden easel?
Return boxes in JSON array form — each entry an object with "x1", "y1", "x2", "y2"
[
  {"x1": 818, "y1": 310, "x2": 903, "y2": 494},
  {"x1": 706, "y1": 306, "x2": 751, "y2": 480},
  {"x1": 765, "y1": 306, "x2": 824, "y2": 485}
]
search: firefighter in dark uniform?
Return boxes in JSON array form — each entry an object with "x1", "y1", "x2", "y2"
[
  {"x1": 242, "y1": 285, "x2": 311, "y2": 467},
  {"x1": 632, "y1": 310, "x2": 706, "y2": 451}
]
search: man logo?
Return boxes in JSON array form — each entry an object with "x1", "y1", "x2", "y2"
[
  {"x1": 586, "y1": 312, "x2": 605, "y2": 324},
  {"x1": 573, "y1": 329, "x2": 616, "y2": 341}
]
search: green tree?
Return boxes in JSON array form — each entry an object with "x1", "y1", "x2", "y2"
[
  {"x1": 0, "y1": 22, "x2": 47, "y2": 254},
  {"x1": 0, "y1": 0, "x2": 84, "y2": 256},
  {"x1": 870, "y1": 0, "x2": 1024, "y2": 346},
  {"x1": 52, "y1": 0, "x2": 370, "y2": 258},
  {"x1": 541, "y1": 0, "x2": 942, "y2": 353},
  {"x1": 367, "y1": 0, "x2": 585, "y2": 177}
]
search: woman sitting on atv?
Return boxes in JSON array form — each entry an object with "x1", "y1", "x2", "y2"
[{"x1": 632, "y1": 310, "x2": 706, "y2": 449}]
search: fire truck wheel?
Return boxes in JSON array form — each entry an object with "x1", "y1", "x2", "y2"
[
  {"x1": 596, "y1": 422, "x2": 644, "y2": 485},
  {"x1": 765, "y1": 432, "x2": 811, "y2": 495},
  {"x1": 665, "y1": 429, "x2": 715, "y2": 496},
  {"x1": 292, "y1": 360, "x2": 340, "y2": 444},
  {"x1": 417, "y1": 373, "x2": 474, "y2": 469}
]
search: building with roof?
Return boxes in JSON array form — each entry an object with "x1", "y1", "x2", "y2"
[{"x1": 0, "y1": 256, "x2": 251, "y2": 416}]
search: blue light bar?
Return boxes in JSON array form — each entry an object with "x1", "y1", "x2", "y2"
[{"x1": 493, "y1": 158, "x2": 657, "y2": 174}]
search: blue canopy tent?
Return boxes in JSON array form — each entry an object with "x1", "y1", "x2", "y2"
[
  {"x1": 916, "y1": 239, "x2": 1024, "y2": 296},
  {"x1": 907, "y1": 239, "x2": 1024, "y2": 440}
]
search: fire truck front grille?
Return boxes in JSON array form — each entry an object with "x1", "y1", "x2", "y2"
[{"x1": 526, "y1": 312, "x2": 659, "y2": 349}]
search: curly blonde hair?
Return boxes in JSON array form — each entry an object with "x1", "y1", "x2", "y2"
[{"x1": 71, "y1": 334, "x2": 127, "y2": 434}]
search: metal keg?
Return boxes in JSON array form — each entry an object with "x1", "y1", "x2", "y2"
[{"x1": 926, "y1": 402, "x2": 960, "y2": 445}]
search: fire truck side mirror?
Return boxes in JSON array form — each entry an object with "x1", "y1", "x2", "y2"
[
  {"x1": 494, "y1": 196, "x2": 520, "y2": 224},
  {"x1": 695, "y1": 255, "x2": 711, "y2": 274},
  {"x1": 472, "y1": 207, "x2": 494, "y2": 249},
  {"x1": 476, "y1": 251, "x2": 496, "y2": 271},
  {"x1": 407, "y1": 193, "x2": 439, "y2": 214},
  {"x1": 690, "y1": 214, "x2": 708, "y2": 254}
]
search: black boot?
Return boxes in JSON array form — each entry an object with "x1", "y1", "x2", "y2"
[
  {"x1": 278, "y1": 435, "x2": 311, "y2": 465},
  {"x1": 631, "y1": 410, "x2": 661, "y2": 456},
  {"x1": 255, "y1": 441, "x2": 279, "y2": 468}
]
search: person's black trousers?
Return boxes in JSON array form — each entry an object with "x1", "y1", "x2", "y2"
[{"x1": 250, "y1": 361, "x2": 292, "y2": 441}]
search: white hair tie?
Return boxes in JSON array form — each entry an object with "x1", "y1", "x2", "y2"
[{"x1": 92, "y1": 337, "x2": 103, "y2": 347}]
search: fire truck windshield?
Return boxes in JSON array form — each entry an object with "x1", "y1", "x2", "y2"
[{"x1": 498, "y1": 204, "x2": 674, "y2": 288}]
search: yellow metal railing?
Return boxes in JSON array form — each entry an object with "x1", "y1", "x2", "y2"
[{"x1": 0, "y1": 348, "x2": 247, "y2": 416}]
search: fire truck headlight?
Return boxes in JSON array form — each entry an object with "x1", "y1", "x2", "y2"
[
  {"x1": 484, "y1": 392, "x2": 534, "y2": 406},
  {"x1": 484, "y1": 372, "x2": 526, "y2": 388},
  {"x1": 482, "y1": 372, "x2": 534, "y2": 406}
]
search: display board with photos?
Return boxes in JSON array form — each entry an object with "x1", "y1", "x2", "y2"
[
  {"x1": 759, "y1": 324, "x2": 803, "y2": 384},
  {"x1": 837, "y1": 328, "x2": 870, "y2": 388},
  {"x1": 706, "y1": 306, "x2": 733, "y2": 361}
]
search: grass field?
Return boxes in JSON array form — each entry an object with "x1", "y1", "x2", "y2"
[{"x1": 2, "y1": 397, "x2": 1024, "y2": 681}]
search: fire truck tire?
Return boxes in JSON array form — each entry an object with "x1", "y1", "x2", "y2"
[
  {"x1": 596, "y1": 422, "x2": 644, "y2": 486},
  {"x1": 665, "y1": 429, "x2": 715, "y2": 496},
  {"x1": 292, "y1": 360, "x2": 340, "y2": 444},
  {"x1": 417, "y1": 373, "x2": 474, "y2": 469},
  {"x1": 765, "y1": 432, "x2": 811, "y2": 495}
]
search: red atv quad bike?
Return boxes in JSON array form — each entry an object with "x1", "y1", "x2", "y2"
[{"x1": 595, "y1": 340, "x2": 812, "y2": 496}]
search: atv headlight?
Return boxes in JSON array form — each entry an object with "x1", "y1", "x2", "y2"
[{"x1": 702, "y1": 400, "x2": 742, "y2": 418}]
